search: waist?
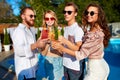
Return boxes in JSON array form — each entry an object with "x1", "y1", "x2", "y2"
[
  {"x1": 88, "y1": 54, "x2": 104, "y2": 59},
  {"x1": 46, "y1": 51, "x2": 62, "y2": 57},
  {"x1": 87, "y1": 58, "x2": 109, "y2": 69},
  {"x1": 15, "y1": 55, "x2": 26, "y2": 58},
  {"x1": 63, "y1": 57, "x2": 80, "y2": 71}
]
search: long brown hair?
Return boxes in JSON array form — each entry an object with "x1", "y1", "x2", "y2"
[
  {"x1": 65, "y1": 2, "x2": 78, "y2": 12},
  {"x1": 82, "y1": 3, "x2": 111, "y2": 47}
]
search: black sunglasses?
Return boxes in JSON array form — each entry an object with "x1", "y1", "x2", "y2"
[
  {"x1": 84, "y1": 11, "x2": 98, "y2": 16},
  {"x1": 29, "y1": 15, "x2": 36, "y2": 18},
  {"x1": 63, "y1": 10, "x2": 73, "y2": 15}
]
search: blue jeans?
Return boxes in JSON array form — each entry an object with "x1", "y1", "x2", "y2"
[{"x1": 64, "y1": 59, "x2": 85, "y2": 80}]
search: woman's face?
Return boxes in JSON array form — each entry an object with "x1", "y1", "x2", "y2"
[
  {"x1": 86, "y1": 6, "x2": 98, "y2": 24},
  {"x1": 44, "y1": 13, "x2": 55, "y2": 26}
]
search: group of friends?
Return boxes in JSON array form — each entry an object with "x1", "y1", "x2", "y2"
[{"x1": 11, "y1": 1, "x2": 111, "y2": 80}]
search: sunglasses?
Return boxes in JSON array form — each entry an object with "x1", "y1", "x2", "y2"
[
  {"x1": 84, "y1": 11, "x2": 98, "y2": 16},
  {"x1": 45, "y1": 17, "x2": 55, "y2": 21},
  {"x1": 29, "y1": 15, "x2": 36, "y2": 18},
  {"x1": 63, "y1": 10, "x2": 73, "y2": 15}
]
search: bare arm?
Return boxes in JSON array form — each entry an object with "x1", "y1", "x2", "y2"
[
  {"x1": 52, "y1": 34, "x2": 103, "y2": 60},
  {"x1": 52, "y1": 41, "x2": 76, "y2": 57},
  {"x1": 31, "y1": 38, "x2": 48, "y2": 50},
  {"x1": 59, "y1": 36, "x2": 82, "y2": 51},
  {"x1": 41, "y1": 44, "x2": 50, "y2": 55}
]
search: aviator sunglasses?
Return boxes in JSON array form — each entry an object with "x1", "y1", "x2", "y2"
[
  {"x1": 45, "y1": 17, "x2": 55, "y2": 21},
  {"x1": 63, "y1": 10, "x2": 73, "y2": 15},
  {"x1": 84, "y1": 11, "x2": 98, "y2": 16}
]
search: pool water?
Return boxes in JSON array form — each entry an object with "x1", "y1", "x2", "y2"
[
  {"x1": 0, "y1": 38, "x2": 120, "y2": 80},
  {"x1": 0, "y1": 54, "x2": 15, "y2": 73},
  {"x1": 104, "y1": 38, "x2": 120, "y2": 80}
]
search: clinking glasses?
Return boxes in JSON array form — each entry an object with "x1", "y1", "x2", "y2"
[
  {"x1": 84, "y1": 11, "x2": 98, "y2": 16},
  {"x1": 63, "y1": 10, "x2": 73, "y2": 15},
  {"x1": 45, "y1": 17, "x2": 55, "y2": 21}
]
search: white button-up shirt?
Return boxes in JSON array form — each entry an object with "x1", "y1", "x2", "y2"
[{"x1": 12, "y1": 23, "x2": 38, "y2": 79}]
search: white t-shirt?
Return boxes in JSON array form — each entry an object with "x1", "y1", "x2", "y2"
[{"x1": 63, "y1": 22, "x2": 84, "y2": 71}]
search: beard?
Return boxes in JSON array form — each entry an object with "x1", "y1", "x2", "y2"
[{"x1": 25, "y1": 19, "x2": 34, "y2": 26}]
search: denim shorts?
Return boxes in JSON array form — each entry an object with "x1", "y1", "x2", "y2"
[
  {"x1": 45, "y1": 56, "x2": 64, "y2": 80},
  {"x1": 36, "y1": 55, "x2": 64, "y2": 80}
]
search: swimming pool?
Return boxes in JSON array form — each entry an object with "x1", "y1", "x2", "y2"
[
  {"x1": 0, "y1": 54, "x2": 15, "y2": 73},
  {"x1": 0, "y1": 38, "x2": 120, "y2": 80},
  {"x1": 105, "y1": 38, "x2": 120, "y2": 53},
  {"x1": 104, "y1": 38, "x2": 120, "y2": 80}
]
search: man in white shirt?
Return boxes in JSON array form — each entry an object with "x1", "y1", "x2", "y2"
[
  {"x1": 62, "y1": 2, "x2": 84, "y2": 80},
  {"x1": 12, "y1": 7, "x2": 48, "y2": 80}
]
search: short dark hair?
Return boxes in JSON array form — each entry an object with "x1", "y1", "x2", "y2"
[
  {"x1": 65, "y1": 2, "x2": 78, "y2": 12},
  {"x1": 20, "y1": 7, "x2": 34, "y2": 16}
]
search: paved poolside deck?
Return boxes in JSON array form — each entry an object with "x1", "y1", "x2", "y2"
[{"x1": 0, "y1": 50, "x2": 17, "y2": 80}]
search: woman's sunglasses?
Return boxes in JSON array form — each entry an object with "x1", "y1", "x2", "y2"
[
  {"x1": 45, "y1": 17, "x2": 55, "y2": 21},
  {"x1": 63, "y1": 10, "x2": 73, "y2": 15},
  {"x1": 84, "y1": 11, "x2": 98, "y2": 16}
]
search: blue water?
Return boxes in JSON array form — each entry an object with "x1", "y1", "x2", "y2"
[
  {"x1": 2, "y1": 38, "x2": 120, "y2": 80},
  {"x1": 104, "y1": 38, "x2": 120, "y2": 80}
]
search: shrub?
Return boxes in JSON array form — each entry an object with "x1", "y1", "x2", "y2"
[{"x1": 3, "y1": 28, "x2": 10, "y2": 45}]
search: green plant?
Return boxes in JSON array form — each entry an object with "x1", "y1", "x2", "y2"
[
  {"x1": 53, "y1": 26, "x2": 64, "y2": 40},
  {"x1": 3, "y1": 28, "x2": 10, "y2": 45},
  {"x1": 36, "y1": 27, "x2": 41, "y2": 40},
  {"x1": 54, "y1": 26, "x2": 58, "y2": 40},
  {"x1": 61, "y1": 26, "x2": 64, "y2": 36}
]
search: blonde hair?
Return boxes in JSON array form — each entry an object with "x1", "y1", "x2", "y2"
[{"x1": 42, "y1": 10, "x2": 58, "y2": 28}]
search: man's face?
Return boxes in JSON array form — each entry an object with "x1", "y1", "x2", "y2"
[
  {"x1": 63, "y1": 6, "x2": 77, "y2": 22},
  {"x1": 22, "y1": 9, "x2": 36, "y2": 26}
]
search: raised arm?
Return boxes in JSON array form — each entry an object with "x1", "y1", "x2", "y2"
[
  {"x1": 52, "y1": 32, "x2": 103, "y2": 60},
  {"x1": 58, "y1": 36, "x2": 82, "y2": 51}
]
